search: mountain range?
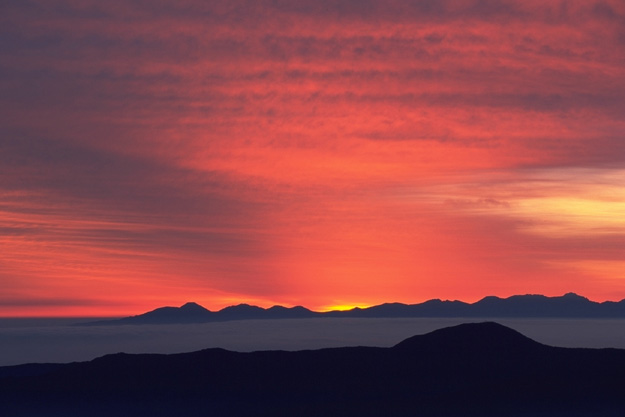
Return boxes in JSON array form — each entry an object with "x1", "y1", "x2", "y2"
[
  {"x1": 81, "y1": 292, "x2": 625, "y2": 325},
  {"x1": 1, "y1": 322, "x2": 624, "y2": 416}
]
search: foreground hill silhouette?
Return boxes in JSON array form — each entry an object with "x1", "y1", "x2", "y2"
[
  {"x1": 81, "y1": 292, "x2": 625, "y2": 325},
  {"x1": 1, "y1": 322, "x2": 624, "y2": 416}
]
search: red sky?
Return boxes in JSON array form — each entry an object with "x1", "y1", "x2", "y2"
[{"x1": 1, "y1": 0, "x2": 625, "y2": 316}]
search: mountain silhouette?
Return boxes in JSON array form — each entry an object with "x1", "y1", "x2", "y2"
[
  {"x1": 81, "y1": 302, "x2": 316, "y2": 325},
  {"x1": 470, "y1": 292, "x2": 608, "y2": 317},
  {"x1": 80, "y1": 293, "x2": 625, "y2": 325},
  {"x1": 2, "y1": 322, "x2": 624, "y2": 416},
  {"x1": 393, "y1": 321, "x2": 543, "y2": 354},
  {"x1": 92, "y1": 301, "x2": 214, "y2": 324}
]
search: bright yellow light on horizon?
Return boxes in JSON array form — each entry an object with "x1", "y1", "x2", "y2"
[{"x1": 323, "y1": 304, "x2": 372, "y2": 312}]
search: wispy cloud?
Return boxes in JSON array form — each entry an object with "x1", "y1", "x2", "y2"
[{"x1": 1, "y1": 0, "x2": 624, "y2": 315}]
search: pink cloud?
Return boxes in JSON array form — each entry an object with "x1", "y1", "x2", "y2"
[{"x1": 1, "y1": 0, "x2": 624, "y2": 315}]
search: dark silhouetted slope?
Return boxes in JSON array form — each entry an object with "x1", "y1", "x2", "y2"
[
  {"x1": 394, "y1": 321, "x2": 542, "y2": 353},
  {"x1": 0, "y1": 363, "x2": 64, "y2": 379},
  {"x1": 2, "y1": 322, "x2": 625, "y2": 416},
  {"x1": 470, "y1": 292, "x2": 612, "y2": 317},
  {"x1": 79, "y1": 302, "x2": 316, "y2": 325},
  {"x1": 217, "y1": 303, "x2": 316, "y2": 320},
  {"x1": 83, "y1": 301, "x2": 214, "y2": 325}
]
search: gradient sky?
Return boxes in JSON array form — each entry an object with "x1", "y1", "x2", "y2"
[{"x1": 1, "y1": 0, "x2": 625, "y2": 316}]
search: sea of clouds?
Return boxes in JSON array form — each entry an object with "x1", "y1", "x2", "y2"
[{"x1": 1, "y1": 317, "x2": 625, "y2": 366}]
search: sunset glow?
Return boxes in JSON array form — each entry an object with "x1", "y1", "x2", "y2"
[{"x1": 1, "y1": 0, "x2": 625, "y2": 316}]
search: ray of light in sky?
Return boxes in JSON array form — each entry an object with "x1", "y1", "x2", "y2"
[{"x1": 1, "y1": 0, "x2": 625, "y2": 316}]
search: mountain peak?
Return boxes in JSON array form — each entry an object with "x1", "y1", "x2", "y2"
[
  {"x1": 220, "y1": 303, "x2": 263, "y2": 311},
  {"x1": 394, "y1": 322, "x2": 542, "y2": 352},
  {"x1": 180, "y1": 302, "x2": 208, "y2": 311},
  {"x1": 561, "y1": 292, "x2": 588, "y2": 300}
]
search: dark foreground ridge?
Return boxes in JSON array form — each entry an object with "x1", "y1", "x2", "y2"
[
  {"x1": 1, "y1": 322, "x2": 624, "y2": 417},
  {"x1": 80, "y1": 292, "x2": 625, "y2": 325}
]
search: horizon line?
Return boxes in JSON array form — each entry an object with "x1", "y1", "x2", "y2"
[{"x1": 4, "y1": 292, "x2": 623, "y2": 319}]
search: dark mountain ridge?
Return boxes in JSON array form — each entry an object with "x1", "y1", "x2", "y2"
[
  {"x1": 394, "y1": 321, "x2": 543, "y2": 353},
  {"x1": 80, "y1": 292, "x2": 625, "y2": 325},
  {"x1": 2, "y1": 322, "x2": 624, "y2": 416}
]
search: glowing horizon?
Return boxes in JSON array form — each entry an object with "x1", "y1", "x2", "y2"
[
  {"x1": 1, "y1": 1, "x2": 625, "y2": 317},
  {"x1": 5, "y1": 292, "x2": 623, "y2": 319}
]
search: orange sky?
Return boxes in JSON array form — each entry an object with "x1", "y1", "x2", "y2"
[{"x1": 1, "y1": 0, "x2": 625, "y2": 316}]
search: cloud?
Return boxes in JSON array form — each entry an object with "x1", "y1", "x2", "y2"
[
  {"x1": 1, "y1": 0, "x2": 625, "y2": 314},
  {"x1": 0, "y1": 297, "x2": 120, "y2": 307}
]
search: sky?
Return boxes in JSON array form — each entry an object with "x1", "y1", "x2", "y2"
[{"x1": 1, "y1": 0, "x2": 625, "y2": 316}]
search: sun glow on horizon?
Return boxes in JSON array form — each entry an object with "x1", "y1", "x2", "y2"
[{"x1": 322, "y1": 304, "x2": 373, "y2": 312}]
